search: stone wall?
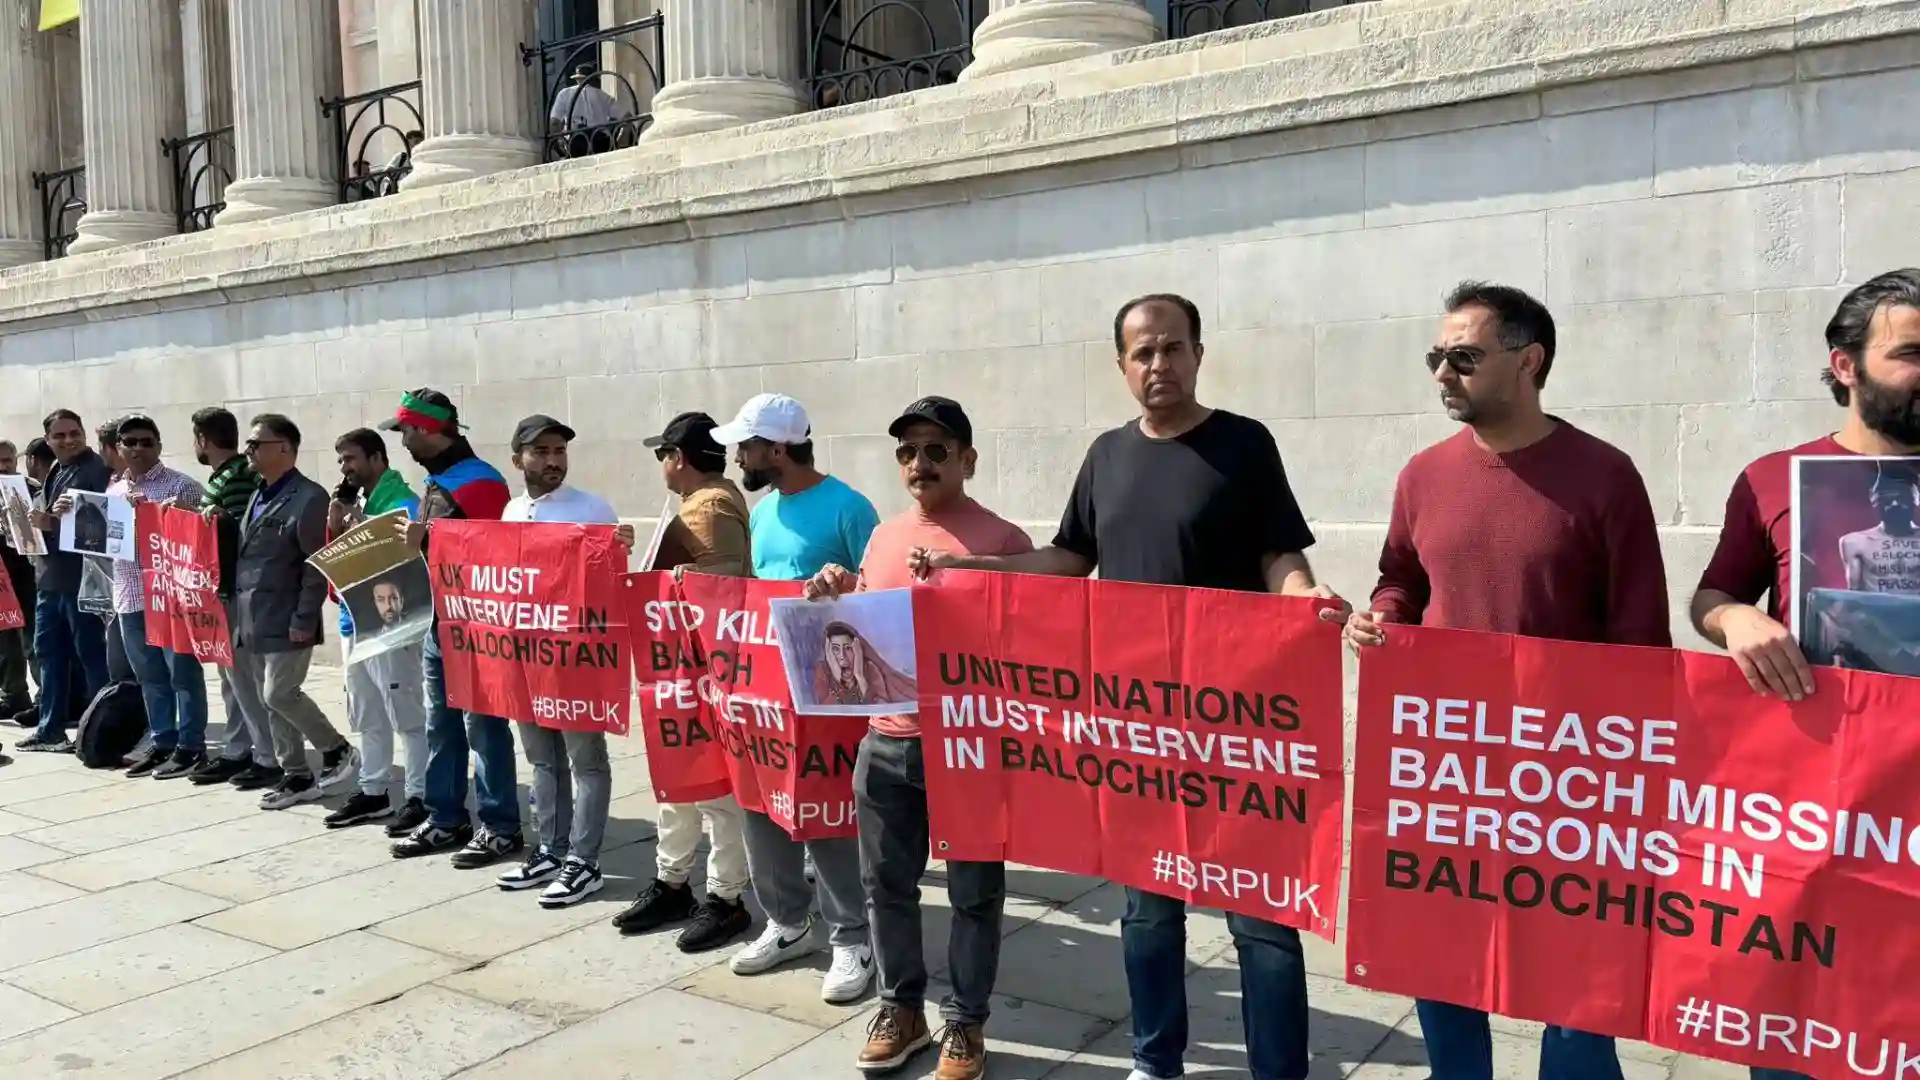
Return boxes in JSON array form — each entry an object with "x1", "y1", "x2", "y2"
[{"x1": 5, "y1": 0, "x2": 1920, "y2": 650}]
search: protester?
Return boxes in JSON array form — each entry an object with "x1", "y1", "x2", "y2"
[
  {"x1": 323, "y1": 428, "x2": 429, "y2": 832},
  {"x1": 488, "y1": 414, "x2": 620, "y2": 906},
  {"x1": 382, "y1": 388, "x2": 521, "y2": 866},
  {"x1": 1344, "y1": 282, "x2": 1669, "y2": 1080},
  {"x1": 807, "y1": 397, "x2": 1029, "y2": 1079},
  {"x1": 916, "y1": 295, "x2": 1347, "y2": 1080},
  {"x1": 710, "y1": 392, "x2": 879, "y2": 1003},
  {"x1": 612, "y1": 412, "x2": 754, "y2": 951},
  {"x1": 18, "y1": 409, "x2": 112, "y2": 753},
  {"x1": 185, "y1": 408, "x2": 278, "y2": 788},
  {"x1": 0, "y1": 440, "x2": 35, "y2": 725},
  {"x1": 233, "y1": 414, "x2": 359, "y2": 809},
  {"x1": 7, "y1": 439, "x2": 56, "y2": 728},
  {"x1": 102, "y1": 417, "x2": 209, "y2": 780}
]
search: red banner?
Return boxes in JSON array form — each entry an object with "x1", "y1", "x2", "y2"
[
  {"x1": 137, "y1": 503, "x2": 231, "y2": 666},
  {"x1": 428, "y1": 520, "x2": 629, "y2": 733},
  {"x1": 1350, "y1": 625, "x2": 1920, "y2": 1075},
  {"x1": 914, "y1": 571, "x2": 1346, "y2": 935},
  {"x1": 623, "y1": 571, "x2": 863, "y2": 839},
  {"x1": 0, "y1": 558, "x2": 20, "y2": 632}
]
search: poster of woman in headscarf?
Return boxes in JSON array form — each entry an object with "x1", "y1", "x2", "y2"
[
  {"x1": 770, "y1": 590, "x2": 918, "y2": 716},
  {"x1": 1792, "y1": 455, "x2": 1920, "y2": 676}
]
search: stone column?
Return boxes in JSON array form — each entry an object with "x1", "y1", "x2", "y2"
[
  {"x1": 402, "y1": 0, "x2": 542, "y2": 191},
  {"x1": 644, "y1": 0, "x2": 806, "y2": 143},
  {"x1": 962, "y1": 0, "x2": 1158, "y2": 82},
  {"x1": 68, "y1": 0, "x2": 186, "y2": 255},
  {"x1": 599, "y1": 0, "x2": 662, "y2": 116},
  {"x1": 0, "y1": 0, "x2": 57, "y2": 267},
  {"x1": 218, "y1": 0, "x2": 342, "y2": 225},
  {"x1": 179, "y1": 0, "x2": 233, "y2": 214}
]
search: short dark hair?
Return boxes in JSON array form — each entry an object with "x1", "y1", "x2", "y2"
[
  {"x1": 25, "y1": 438, "x2": 52, "y2": 464},
  {"x1": 41, "y1": 408, "x2": 80, "y2": 434},
  {"x1": 1113, "y1": 293, "x2": 1203, "y2": 354},
  {"x1": 115, "y1": 415, "x2": 159, "y2": 440},
  {"x1": 250, "y1": 413, "x2": 302, "y2": 450},
  {"x1": 191, "y1": 407, "x2": 240, "y2": 451},
  {"x1": 334, "y1": 428, "x2": 387, "y2": 464},
  {"x1": 785, "y1": 440, "x2": 816, "y2": 467},
  {"x1": 0, "y1": 440, "x2": 14, "y2": 455},
  {"x1": 97, "y1": 418, "x2": 123, "y2": 445},
  {"x1": 1823, "y1": 269, "x2": 1920, "y2": 407},
  {"x1": 1444, "y1": 280, "x2": 1558, "y2": 388}
]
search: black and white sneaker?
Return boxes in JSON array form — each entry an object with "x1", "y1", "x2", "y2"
[
  {"x1": 678, "y1": 895, "x2": 752, "y2": 953},
  {"x1": 538, "y1": 858, "x2": 604, "y2": 908},
  {"x1": 260, "y1": 774, "x2": 321, "y2": 810},
  {"x1": 730, "y1": 916, "x2": 821, "y2": 975},
  {"x1": 391, "y1": 821, "x2": 473, "y2": 859},
  {"x1": 449, "y1": 827, "x2": 524, "y2": 870},
  {"x1": 189, "y1": 756, "x2": 249, "y2": 786},
  {"x1": 323, "y1": 791, "x2": 394, "y2": 829},
  {"x1": 316, "y1": 744, "x2": 360, "y2": 791},
  {"x1": 124, "y1": 744, "x2": 170, "y2": 777},
  {"x1": 385, "y1": 797, "x2": 429, "y2": 837},
  {"x1": 497, "y1": 847, "x2": 564, "y2": 891},
  {"x1": 16, "y1": 733, "x2": 72, "y2": 753},
  {"x1": 229, "y1": 763, "x2": 283, "y2": 791},
  {"x1": 154, "y1": 750, "x2": 205, "y2": 780}
]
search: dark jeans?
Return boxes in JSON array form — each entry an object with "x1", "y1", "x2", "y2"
[
  {"x1": 1124, "y1": 888, "x2": 1309, "y2": 1080},
  {"x1": 1751, "y1": 1071, "x2": 1813, "y2": 1080},
  {"x1": 33, "y1": 592, "x2": 107, "y2": 740},
  {"x1": 422, "y1": 631, "x2": 519, "y2": 834},
  {"x1": 855, "y1": 731, "x2": 1005, "y2": 1025},
  {"x1": 0, "y1": 628, "x2": 30, "y2": 709},
  {"x1": 1418, "y1": 1000, "x2": 1621, "y2": 1080},
  {"x1": 117, "y1": 611, "x2": 208, "y2": 754}
]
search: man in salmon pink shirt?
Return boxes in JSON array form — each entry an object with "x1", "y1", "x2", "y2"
[{"x1": 804, "y1": 396, "x2": 1031, "y2": 1080}]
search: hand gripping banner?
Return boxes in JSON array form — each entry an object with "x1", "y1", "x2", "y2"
[{"x1": 137, "y1": 503, "x2": 232, "y2": 666}]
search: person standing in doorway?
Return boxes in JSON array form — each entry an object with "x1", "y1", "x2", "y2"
[
  {"x1": 18, "y1": 410, "x2": 112, "y2": 753},
  {"x1": 917, "y1": 295, "x2": 1349, "y2": 1080},
  {"x1": 711, "y1": 392, "x2": 880, "y2": 1005},
  {"x1": 1345, "y1": 282, "x2": 1669, "y2": 1080}
]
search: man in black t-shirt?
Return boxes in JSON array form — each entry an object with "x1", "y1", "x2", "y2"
[{"x1": 916, "y1": 293, "x2": 1349, "y2": 1080}]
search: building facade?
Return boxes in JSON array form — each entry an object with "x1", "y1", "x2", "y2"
[{"x1": 0, "y1": 0, "x2": 1913, "y2": 648}]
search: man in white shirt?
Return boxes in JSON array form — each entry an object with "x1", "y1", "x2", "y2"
[{"x1": 495, "y1": 414, "x2": 619, "y2": 907}]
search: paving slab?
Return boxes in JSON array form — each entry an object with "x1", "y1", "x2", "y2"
[
  {"x1": 16, "y1": 784, "x2": 266, "y2": 855},
  {"x1": 449, "y1": 987, "x2": 817, "y2": 1079},
  {"x1": 436, "y1": 910, "x2": 723, "y2": 1024},
  {"x1": 0, "y1": 833, "x2": 68, "y2": 873},
  {"x1": 0, "y1": 768, "x2": 116, "y2": 806},
  {"x1": 0, "y1": 983, "x2": 78, "y2": 1042},
  {"x1": 172, "y1": 984, "x2": 558, "y2": 1080},
  {"x1": 0, "y1": 879, "x2": 230, "y2": 970},
  {"x1": 30, "y1": 808, "x2": 325, "y2": 891},
  {"x1": 193, "y1": 846, "x2": 504, "y2": 950},
  {"x1": 0, "y1": 870, "x2": 87, "y2": 917},
  {"x1": 5, "y1": 774, "x2": 205, "y2": 824},
  {"x1": 0, "y1": 922, "x2": 279, "y2": 1012},
  {"x1": 0, "y1": 808, "x2": 51, "y2": 837},
  {"x1": 162, "y1": 821, "x2": 406, "y2": 902},
  {"x1": 0, "y1": 931, "x2": 466, "y2": 1080}
]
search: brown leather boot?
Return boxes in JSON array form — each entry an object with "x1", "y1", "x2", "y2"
[
  {"x1": 856, "y1": 1003, "x2": 931, "y2": 1073},
  {"x1": 934, "y1": 1021, "x2": 988, "y2": 1080}
]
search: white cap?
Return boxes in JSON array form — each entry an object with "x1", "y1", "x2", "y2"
[{"x1": 710, "y1": 393, "x2": 811, "y2": 446}]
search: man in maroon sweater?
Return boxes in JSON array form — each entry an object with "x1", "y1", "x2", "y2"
[{"x1": 1347, "y1": 281, "x2": 1670, "y2": 1080}]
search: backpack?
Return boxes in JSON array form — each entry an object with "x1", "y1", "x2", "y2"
[{"x1": 74, "y1": 681, "x2": 146, "y2": 769}]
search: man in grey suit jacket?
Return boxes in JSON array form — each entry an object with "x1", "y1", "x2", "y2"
[{"x1": 234, "y1": 414, "x2": 358, "y2": 811}]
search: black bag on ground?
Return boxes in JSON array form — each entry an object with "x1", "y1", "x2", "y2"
[{"x1": 74, "y1": 681, "x2": 146, "y2": 769}]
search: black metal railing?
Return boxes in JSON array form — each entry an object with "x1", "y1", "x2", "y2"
[
  {"x1": 29, "y1": 166, "x2": 85, "y2": 260},
  {"x1": 1167, "y1": 0, "x2": 1371, "y2": 38},
  {"x1": 321, "y1": 80, "x2": 424, "y2": 202},
  {"x1": 521, "y1": 15, "x2": 665, "y2": 162},
  {"x1": 806, "y1": 0, "x2": 980, "y2": 109},
  {"x1": 160, "y1": 127, "x2": 234, "y2": 233}
]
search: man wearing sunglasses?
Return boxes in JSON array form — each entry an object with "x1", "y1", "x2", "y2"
[
  {"x1": 804, "y1": 396, "x2": 1031, "y2": 1080},
  {"x1": 1346, "y1": 281, "x2": 1670, "y2": 1080}
]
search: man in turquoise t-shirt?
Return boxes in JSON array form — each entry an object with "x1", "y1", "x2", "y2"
[{"x1": 709, "y1": 393, "x2": 881, "y2": 1005}]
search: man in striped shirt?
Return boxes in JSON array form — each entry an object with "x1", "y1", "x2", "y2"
[{"x1": 184, "y1": 408, "x2": 278, "y2": 789}]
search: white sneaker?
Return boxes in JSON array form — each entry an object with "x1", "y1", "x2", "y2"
[
  {"x1": 821, "y1": 942, "x2": 874, "y2": 1003},
  {"x1": 317, "y1": 745, "x2": 360, "y2": 791},
  {"x1": 729, "y1": 917, "x2": 819, "y2": 975}
]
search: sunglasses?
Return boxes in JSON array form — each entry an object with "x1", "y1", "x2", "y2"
[
  {"x1": 1424, "y1": 347, "x2": 1483, "y2": 376},
  {"x1": 117, "y1": 437, "x2": 157, "y2": 449},
  {"x1": 894, "y1": 442, "x2": 954, "y2": 466},
  {"x1": 243, "y1": 438, "x2": 288, "y2": 452}
]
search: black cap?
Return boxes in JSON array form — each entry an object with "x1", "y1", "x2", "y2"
[
  {"x1": 511, "y1": 414, "x2": 577, "y2": 451},
  {"x1": 888, "y1": 396, "x2": 972, "y2": 447},
  {"x1": 645, "y1": 412, "x2": 726, "y2": 463},
  {"x1": 378, "y1": 387, "x2": 464, "y2": 433}
]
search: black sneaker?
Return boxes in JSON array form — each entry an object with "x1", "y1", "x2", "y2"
[
  {"x1": 324, "y1": 791, "x2": 394, "y2": 829},
  {"x1": 10, "y1": 706, "x2": 37, "y2": 728},
  {"x1": 316, "y1": 744, "x2": 360, "y2": 791},
  {"x1": 189, "y1": 756, "x2": 249, "y2": 785},
  {"x1": 124, "y1": 745, "x2": 172, "y2": 778},
  {"x1": 153, "y1": 750, "x2": 205, "y2": 780},
  {"x1": 449, "y1": 827, "x2": 524, "y2": 870},
  {"x1": 497, "y1": 847, "x2": 565, "y2": 891},
  {"x1": 384, "y1": 797, "x2": 429, "y2": 838},
  {"x1": 260, "y1": 774, "x2": 320, "y2": 811},
  {"x1": 538, "y1": 858, "x2": 604, "y2": 908},
  {"x1": 229, "y1": 763, "x2": 283, "y2": 791},
  {"x1": 612, "y1": 880, "x2": 696, "y2": 934},
  {"x1": 678, "y1": 895, "x2": 752, "y2": 953},
  {"x1": 391, "y1": 821, "x2": 473, "y2": 859},
  {"x1": 16, "y1": 733, "x2": 72, "y2": 753}
]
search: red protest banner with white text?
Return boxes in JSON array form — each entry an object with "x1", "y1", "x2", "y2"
[
  {"x1": 428, "y1": 520, "x2": 629, "y2": 733},
  {"x1": 623, "y1": 570, "x2": 733, "y2": 805},
  {"x1": 138, "y1": 503, "x2": 231, "y2": 666},
  {"x1": 0, "y1": 559, "x2": 19, "y2": 632},
  {"x1": 667, "y1": 572, "x2": 865, "y2": 840},
  {"x1": 1350, "y1": 625, "x2": 1920, "y2": 1075},
  {"x1": 914, "y1": 571, "x2": 1346, "y2": 936}
]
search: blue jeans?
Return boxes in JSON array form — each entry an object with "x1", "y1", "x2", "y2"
[
  {"x1": 1122, "y1": 887, "x2": 1308, "y2": 1080},
  {"x1": 1751, "y1": 1070, "x2": 1813, "y2": 1080},
  {"x1": 33, "y1": 592, "x2": 107, "y2": 740},
  {"x1": 422, "y1": 631, "x2": 520, "y2": 834},
  {"x1": 1418, "y1": 1000, "x2": 1622, "y2": 1080},
  {"x1": 117, "y1": 611, "x2": 208, "y2": 754}
]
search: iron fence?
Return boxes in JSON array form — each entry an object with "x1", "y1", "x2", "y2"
[
  {"x1": 29, "y1": 166, "x2": 85, "y2": 260},
  {"x1": 321, "y1": 80, "x2": 425, "y2": 202},
  {"x1": 521, "y1": 15, "x2": 666, "y2": 162},
  {"x1": 806, "y1": 0, "x2": 982, "y2": 109},
  {"x1": 160, "y1": 126, "x2": 234, "y2": 233}
]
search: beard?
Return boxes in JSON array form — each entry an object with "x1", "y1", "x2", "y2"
[
  {"x1": 741, "y1": 467, "x2": 777, "y2": 493},
  {"x1": 1857, "y1": 368, "x2": 1920, "y2": 445}
]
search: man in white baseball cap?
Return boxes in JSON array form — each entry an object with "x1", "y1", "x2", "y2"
[{"x1": 709, "y1": 392, "x2": 881, "y2": 1005}]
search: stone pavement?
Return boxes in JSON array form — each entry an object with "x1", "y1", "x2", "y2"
[{"x1": 0, "y1": 666, "x2": 1746, "y2": 1080}]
